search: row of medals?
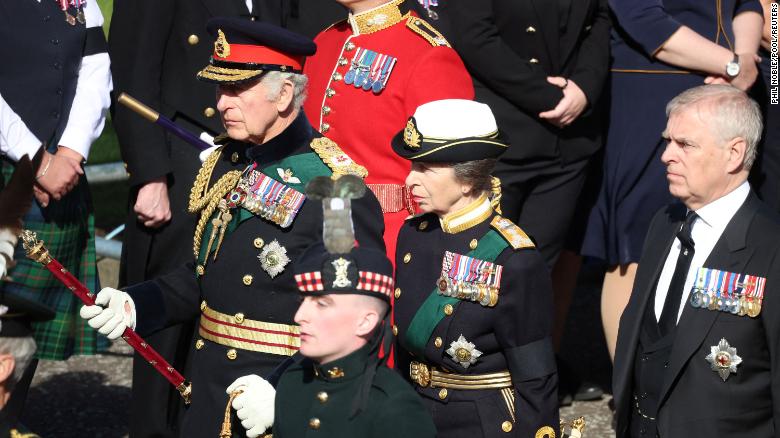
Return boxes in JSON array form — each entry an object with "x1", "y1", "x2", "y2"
[
  {"x1": 59, "y1": 1, "x2": 86, "y2": 26},
  {"x1": 689, "y1": 288, "x2": 762, "y2": 317},
  {"x1": 437, "y1": 276, "x2": 498, "y2": 307}
]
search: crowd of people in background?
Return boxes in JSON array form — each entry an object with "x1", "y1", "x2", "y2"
[{"x1": 0, "y1": 0, "x2": 778, "y2": 437}]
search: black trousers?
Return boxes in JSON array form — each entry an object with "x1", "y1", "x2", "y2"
[{"x1": 493, "y1": 155, "x2": 591, "y2": 268}]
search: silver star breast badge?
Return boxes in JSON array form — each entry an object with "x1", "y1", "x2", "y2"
[
  {"x1": 258, "y1": 239, "x2": 290, "y2": 278},
  {"x1": 705, "y1": 338, "x2": 742, "y2": 381},
  {"x1": 446, "y1": 335, "x2": 482, "y2": 369}
]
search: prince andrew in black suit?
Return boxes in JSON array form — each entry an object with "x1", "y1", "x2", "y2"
[{"x1": 613, "y1": 84, "x2": 780, "y2": 438}]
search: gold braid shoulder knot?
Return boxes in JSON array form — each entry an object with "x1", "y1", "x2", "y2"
[
  {"x1": 188, "y1": 146, "x2": 242, "y2": 258},
  {"x1": 490, "y1": 176, "x2": 502, "y2": 215}
]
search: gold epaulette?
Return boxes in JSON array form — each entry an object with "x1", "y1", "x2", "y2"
[
  {"x1": 188, "y1": 145, "x2": 242, "y2": 258},
  {"x1": 405, "y1": 16, "x2": 451, "y2": 47},
  {"x1": 310, "y1": 137, "x2": 368, "y2": 178},
  {"x1": 213, "y1": 132, "x2": 231, "y2": 145},
  {"x1": 491, "y1": 216, "x2": 535, "y2": 250}
]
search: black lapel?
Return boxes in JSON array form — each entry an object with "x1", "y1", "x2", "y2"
[
  {"x1": 613, "y1": 204, "x2": 682, "y2": 433},
  {"x1": 658, "y1": 192, "x2": 759, "y2": 405},
  {"x1": 529, "y1": 0, "x2": 560, "y2": 72},
  {"x1": 558, "y1": 0, "x2": 590, "y2": 66}
]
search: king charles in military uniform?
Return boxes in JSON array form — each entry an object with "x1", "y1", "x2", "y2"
[
  {"x1": 80, "y1": 19, "x2": 384, "y2": 437},
  {"x1": 392, "y1": 100, "x2": 559, "y2": 437},
  {"x1": 303, "y1": 0, "x2": 474, "y2": 261}
]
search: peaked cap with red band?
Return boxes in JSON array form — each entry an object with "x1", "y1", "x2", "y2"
[{"x1": 197, "y1": 17, "x2": 317, "y2": 84}]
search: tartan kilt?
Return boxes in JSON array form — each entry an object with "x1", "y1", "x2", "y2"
[{"x1": 1, "y1": 161, "x2": 108, "y2": 360}]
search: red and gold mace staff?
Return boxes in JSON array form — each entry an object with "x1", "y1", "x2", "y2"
[{"x1": 20, "y1": 230, "x2": 192, "y2": 404}]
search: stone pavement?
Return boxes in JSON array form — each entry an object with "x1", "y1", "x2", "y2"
[{"x1": 20, "y1": 259, "x2": 617, "y2": 437}]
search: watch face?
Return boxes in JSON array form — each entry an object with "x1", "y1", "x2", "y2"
[{"x1": 726, "y1": 62, "x2": 740, "y2": 77}]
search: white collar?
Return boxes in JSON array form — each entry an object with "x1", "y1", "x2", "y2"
[{"x1": 693, "y1": 180, "x2": 750, "y2": 231}]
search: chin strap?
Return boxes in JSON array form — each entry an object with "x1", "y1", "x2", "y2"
[
  {"x1": 490, "y1": 176, "x2": 502, "y2": 214},
  {"x1": 349, "y1": 316, "x2": 392, "y2": 419}
]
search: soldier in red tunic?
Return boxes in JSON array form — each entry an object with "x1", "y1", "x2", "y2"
[{"x1": 303, "y1": 0, "x2": 473, "y2": 262}]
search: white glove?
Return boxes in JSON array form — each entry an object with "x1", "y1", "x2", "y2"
[
  {"x1": 0, "y1": 228, "x2": 18, "y2": 279},
  {"x1": 198, "y1": 132, "x2": 219, "y2": 162},
  {"x1": 79, "y1": 287, "x2": 137, "y2": 339},
  {"x1": 226, "y1": 374, "x2": 276, "y2": 438}
]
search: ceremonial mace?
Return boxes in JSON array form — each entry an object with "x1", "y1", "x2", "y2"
[
  {"x1": 117, "y1": 93, "x2": 214, "y2": 151},
  {"x1": 20, "y1": 231, "x2": 192, "y2": 404}
]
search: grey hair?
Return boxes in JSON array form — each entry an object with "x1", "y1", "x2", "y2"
[
  {"x1": 260, "y1": 71, "x2": 309, "y2": 112},
  {"x1": 666, "y1": 84, "x2": 763, "y2": 169},
  {"x1": 452, "y1": 159, "x2": 497, "y2": 195},
  {"x1": 0, "y1": 336, "x2": 36, "y2": 392}
]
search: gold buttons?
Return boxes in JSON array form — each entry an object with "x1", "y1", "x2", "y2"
[
  {"x1": 332, "y1": 72, "x2": 343, "y2": 81},
  {"x1": 226, "y1": 349, "x2": 237, "y2": 360},
  {"x1": 242, "y1": 274, "x2": 253, "y2": 286},
  {"x1": 529, "y1": 58, "x2": 540, "y2": 64},
  {"x1": 444, "y1": 304, "x2": 454, "y2": 316},
  {"x1": 322, "y1": 105, "x2": 331, "y2": 115},
  {"x1": 231, "y1": 151, "x2": 240, "y2": 163},
  {"x1": 195, "y1": 339, "x2": 204, "y2": 350},
  {"x1": 196, "y1": 265, "x2": 205, "y2": 276},
  {"x1": 187, "y1": 34, "x2": 199, "y2": 45},
  {"x1": 234, "y1": 313, "x2": 245, "y2": 324},
  {"x1": 501, "y1": 421, "x2": 513, "y2": 432},
  {"x1": 253, "y1": 238, "x2": 265, "y2": 249},
  {"x1": 438, "y1": 388, "x2": 448, "y2": 400},
  {"x1": 309, "y1": 418, "x2": 321, "y2": 430},
  {"x1": 418, "y1": 221, "x2": 428, "y2": 231},
  {"x1": 321, "y1": 122, "x2": 330, "y2": 133},
  {"x1": 469, "y1": 239, "x2": 478, "y2": 250},
  {"x1": 204, "y1": 107, "x2": 216, "y2": 118},
  {"x1": 338, "y1": 57, "x2": 348, "y2": 66},
  {"x1": 317, "y1": 391, "x2": 329, "y2": 403},
  {"x1": 326, "y1": 88, "x2": 336, "y2": 98},
  {"x1": 345, "y1": 41, "x2": 356, "y2": 51},
  {"x1": 394, "y1": 288, "x2": 402, "y2": 299},
  {"x1": 392, "y1": 325, "x2": 399, "y2": 336},
  {"x1": 525, "y1": 26, "x2": 536, "y2": 33},
  {"x1": 434, "y1": 337, "x2": 443, "y2": 348},
  {"x1": 403, "y1": 253, "x2": 412, "y2": 264},
  {"x1": 200, "y1": 300, "x2": 207, "y2": 311}
]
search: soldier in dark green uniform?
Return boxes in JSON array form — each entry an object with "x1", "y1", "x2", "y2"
[
  {"x1": 392, "y1": 99, "x2": 560, "y2": 438},
  {"x1": 223, "y1": 187, "x2": 436, "y2": 437},
  {"x1": 79, "y1": 19, "x2": 384, "y2": 437}
]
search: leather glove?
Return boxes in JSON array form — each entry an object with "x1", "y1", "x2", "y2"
[
  {"x1": 226, "y1": 374, "x2": 276, "y2": 437},
  {"x1": 79, "y1": 287, "x2": 136, "y2": 339},
  {"x1": 0, "y1": 229, "x2": 18, "y2": 279}
]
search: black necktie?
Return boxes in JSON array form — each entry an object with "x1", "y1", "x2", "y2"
[{"x1": 658, "y1": 211, "x2": 697, "y2": 336}]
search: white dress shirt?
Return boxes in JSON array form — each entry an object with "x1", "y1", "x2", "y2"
[
  {"x1": 0, "y1": 0, "x2": 112, "y2": 162},
  {"x1": 653, "y1": 181, "x2": 751, "y2": 323}
]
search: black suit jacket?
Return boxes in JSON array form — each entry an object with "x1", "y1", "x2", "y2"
[
  {"x1": 614, "y1": 192, "x2": 780, "y2": 437},
  {"x1": 430, "y1": 0, "x2": 610, "y2": 163}
]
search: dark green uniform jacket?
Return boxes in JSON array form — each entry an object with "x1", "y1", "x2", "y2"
[{"x1": 274, "y1": 343, "x2": 436, "y2": 438}]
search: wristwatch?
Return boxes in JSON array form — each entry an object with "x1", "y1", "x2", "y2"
[{"x1": 725, "y1": 53, "x2": 740, "y2": 78}]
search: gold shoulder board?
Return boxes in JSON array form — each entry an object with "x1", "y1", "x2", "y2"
[
  {"x1": 310, "y1": 137, "x2": 368, "y2": 178},
  {"x1": 405, "y1": 16, "x2": 451, "y2": 47},
  {"x1": 491, "y1": 216, "x2": 535, "y2": 250}
]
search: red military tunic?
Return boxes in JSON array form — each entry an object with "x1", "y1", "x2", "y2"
[{"x1": 303, "y1": 0, "x2": 473, "y2": 262}]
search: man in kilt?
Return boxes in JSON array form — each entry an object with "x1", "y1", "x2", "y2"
[{"x1": 0, "y1": 0, "x2": 112, "y2": 360}]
